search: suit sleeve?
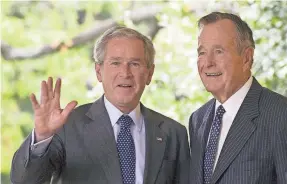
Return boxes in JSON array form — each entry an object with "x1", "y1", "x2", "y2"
[
  {"x1": 10, "y1": 128, "x2": 66, "y2": 184},
  {"x1": 175, "y1": 126, "x2": 190, "y2": 184},
  {"x1": 274, "y1": 113, "x2": 287, "y2": 184},
  {"x1": 30, "y1": 129, "x2": 54, "y2": 156}
]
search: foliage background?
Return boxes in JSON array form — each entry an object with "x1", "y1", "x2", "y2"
[{"x1": 1, "y1": 0, "x2": 286, "y2": 183}]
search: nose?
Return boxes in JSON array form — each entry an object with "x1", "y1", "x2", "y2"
[
  {"x1": 206, "y1": 52, "x2": 215, "y2": 67},
  {"x1": 119, "y1": 63, "x2": 132, "y2": 78}
]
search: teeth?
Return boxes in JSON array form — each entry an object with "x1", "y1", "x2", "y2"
[
  {"x1": 206, "y1": 72, "x2": 222, "y2": 76},
  {"x1": 119, "y1": 84, "x2": 131, "y2": 87}
]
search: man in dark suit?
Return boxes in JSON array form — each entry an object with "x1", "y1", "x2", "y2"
[
  {"x1": 189, "y1": 12, "x2": 287, "y2": 184},
  {"x1": 11, "y1": 26, "x2": 190, "y2": 184}
]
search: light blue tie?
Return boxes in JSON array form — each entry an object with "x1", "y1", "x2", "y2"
[
  {"x1": 116, "y1": 115, "x2": 136, "y2": 184},
  {"x1": 203, "y1": 105, "x2": 226, "y2": 184}
]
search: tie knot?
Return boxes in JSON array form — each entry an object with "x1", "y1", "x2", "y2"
[
  {"x1": 216, "y1": 105, "x2": 226, "y2": 118},
  {"x1": 118, "y1": 115, "x2": 134, "y2": 129}
]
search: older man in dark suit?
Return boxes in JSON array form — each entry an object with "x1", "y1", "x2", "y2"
[
  {"x1": 11, "y1": 26, "x2": 190, "y2": 184},
  {"x1": 189, "y1": 12, "x2": 287, "y2": 184}
]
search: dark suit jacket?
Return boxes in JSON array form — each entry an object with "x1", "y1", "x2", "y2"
[
  {"x1": 11, "y1": 96, "x2": 190, "y2": 184},
  {"x1": 189, "y1": 77, "x2": 287, "y2": 184}
]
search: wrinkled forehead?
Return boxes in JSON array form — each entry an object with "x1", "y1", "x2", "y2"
[
  {"x1": 197, "y1": 20, "x2": 238, "y2": 47},
  {"x1": 104, "y1": 38, "x2": 146, "y2": 61},
  {"x1": 198, "y1": 20, "x2": 238, "y2": 40}
]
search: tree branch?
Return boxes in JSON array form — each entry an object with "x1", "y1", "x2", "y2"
[
  {"x1": 146, "y1": 17, "x2": 163, "y2": 40},
  {"x1": 1, "y1": 5, "x2": 162, "y2": 61}
]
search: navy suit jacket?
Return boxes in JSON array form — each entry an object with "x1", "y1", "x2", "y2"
[{"x1": 189, "y1": 77, "x2": 287, "y2": 184}]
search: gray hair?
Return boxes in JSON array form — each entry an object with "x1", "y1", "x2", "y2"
[
  {"x1": 93, "y1": 26, "x2": 155, "y2": 68},
  {"x1": 198, "y1": 12, "x2": 255, "y2": 53}
]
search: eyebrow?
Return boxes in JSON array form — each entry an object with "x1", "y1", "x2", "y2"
[
  {"x1": 108, "y1": 57, "x2": 122, "y2": 61},
  {"x1": 107, "y1": 57, "x2": 142, "y2": 63},
  {"x1": 197, "y1": 46, "x2": 204, "y2": 53},
  {"x1": 213, "y1": 45, "x2": 224, "y2": 50},
  {"x1": 197, "y1": 45, "x2": 225, "y2": 53},
  {"x1": 128, "y1": 57, "x2": 141, "y2": 62}
]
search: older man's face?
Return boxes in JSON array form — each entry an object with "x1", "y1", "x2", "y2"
[
  {"x1": 197, "y1": 19, "x2": 252, "y2": 103},
  {"x1": 96, "y1": 37, "x2": 154, "y2": 112}
]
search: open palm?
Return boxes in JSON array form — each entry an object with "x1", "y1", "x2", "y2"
[{"x1": 31, "y1": 77, "x2": 77, "y2": 142}]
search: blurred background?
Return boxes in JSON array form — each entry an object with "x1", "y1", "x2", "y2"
[{"x1": 1, "y1": 0, "x2": 287, "y2": 183}]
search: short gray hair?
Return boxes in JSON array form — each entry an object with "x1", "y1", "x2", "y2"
[
  {"x1": 198, "y1": 12, "x2": 255, "y2": 53},
  {"x1": 93, "y1": 26, "x2": 155, "y2": 68}
]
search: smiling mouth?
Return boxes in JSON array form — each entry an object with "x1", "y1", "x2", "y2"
[
  {"x1": 118, "y1": 84, "x2": 132, "y2": 88},
  {"x1": 205, "y1": 72, "x2": 222, "y2": 76}
]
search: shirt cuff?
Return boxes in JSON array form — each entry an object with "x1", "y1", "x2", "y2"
[{"x1": 30, "y1": 129, "x2": 53, "y2": 156}]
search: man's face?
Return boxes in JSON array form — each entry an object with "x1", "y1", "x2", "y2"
[
  {"x1": 197, "y1": 19, "x2": 252, "y2": 102},
  {"x1": 96, "y1": 37, "x2": 154, "y2": 112}
]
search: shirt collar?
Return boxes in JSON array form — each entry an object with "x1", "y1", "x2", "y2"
[
  {"x1": 104, "y1": 96, "x2": 144, "y2": 132},
  {"x1": 216, "y1": 76, "x2": 253, "y2": 118}
]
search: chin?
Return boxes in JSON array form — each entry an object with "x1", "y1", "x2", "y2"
[
  {"x1": 204, "y1": 84, "x2": 219, "y2": 93},
  {"x1": 116, "y1": 96, "x2": 134, "y2": 105}
]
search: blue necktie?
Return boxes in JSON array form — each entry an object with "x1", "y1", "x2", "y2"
[
  {"x1": 203, "y1": 105, "x2": 226, "y2": 184},
  {"x1": 116, "y1": 115, "x2": 136, "y2": 184}
]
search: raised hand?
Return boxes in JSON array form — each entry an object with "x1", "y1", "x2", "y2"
[{"x1": 30, "y1": 77, "x2": 78, "y2": 142}]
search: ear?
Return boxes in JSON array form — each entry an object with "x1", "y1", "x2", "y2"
[
  {"x1": 95, "y1": 63, "x2": 103, "y2": 82},
  {"x1": 242, "y1": 47, "x2": 254, "y2": 71},
  {"x1": 146, "y1": 64, "x2": 155, "y2": 85}
]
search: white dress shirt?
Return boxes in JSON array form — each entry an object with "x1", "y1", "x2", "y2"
[
  {"x1": 104, "y1": 97, "x2": 146, "y2": 184},
  {"x1": 31, "y1": 96, "x2": 146, "y2": 184},
  {"x1": 208, "y1": 76, "x2": 253, "y2": 171}
]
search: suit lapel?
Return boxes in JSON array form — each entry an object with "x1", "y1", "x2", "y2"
[
  {"x1": 195, "y1": 100, "x2": 215, "y2": 184},
  {"x1": 80, "y1": 97, "x2": 123, "y2": 184},
  {"x1": 211, "y1": 78, "x2": 262, "y2": 184},
  {"x1": 142, "y1": 105, "x2": 167, "y2": 184}
]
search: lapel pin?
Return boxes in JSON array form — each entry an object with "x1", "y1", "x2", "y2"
[{"x1": 156, "y1": 137, "x2": 163, "y2": 142}]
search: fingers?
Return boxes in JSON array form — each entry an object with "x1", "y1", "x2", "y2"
[
  {"x1": 41, "y1": 77, "x2": 60, "y2": 104},
  {"x1": 40, "y1": 80, "x2": 49, "y2": 104},
  {"x1": 47, "y1": 77, "x2": 53, "y2": 99},
  {"x1": 30, "y1": 93, "x2": 40, "y2": 110},
  {"x1": 38, "y1": 77, "x2": 63, "y2": 107},
  {"x1": 54, "y1": 78, "x2": 61, "y2": 100},
  {"x1": 62, "y1": 101, "x2": 78, "y2": 118}
]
